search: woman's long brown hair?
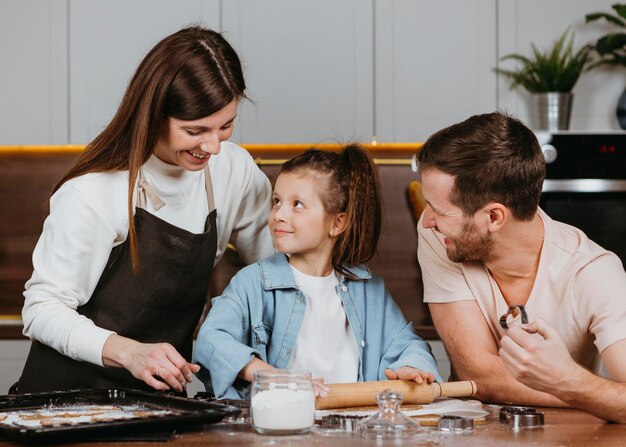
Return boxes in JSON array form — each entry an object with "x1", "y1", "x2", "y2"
[{"x1": 54, "y1": 26, "x2": 246, "y2": 271}]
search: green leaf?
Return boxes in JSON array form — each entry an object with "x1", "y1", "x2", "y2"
[
  {"x1": 586, "y1": 4, "x2": 626, "y2": 70},
  {"x1": 494, "y1": 30, "x2": 589, "y2": 93},
  {"x1": 613, "y1": 4, "x2": 626, "y2": 20},
  {"x1": 596, "y1": 33, "x2": 626, "y2": 54},
  {"x1": 586, "y1": 12, "x2": 626, "y2": 27}
]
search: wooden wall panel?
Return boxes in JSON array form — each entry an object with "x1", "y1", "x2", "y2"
[{"x1": 0, "y1": 147, "x2": 434, "y2": 339}]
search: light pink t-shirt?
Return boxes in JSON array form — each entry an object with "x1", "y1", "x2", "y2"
[{"x1": 418, "y1": 208, "x2": 626, "y2": 373}]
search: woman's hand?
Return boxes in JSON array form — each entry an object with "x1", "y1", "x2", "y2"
[
  {"x1": 102, "y1": 334, "x2": 199, "y2": 392},
  {"x1": 385, "y1": 366, "x2": 436, "y2": 384}
]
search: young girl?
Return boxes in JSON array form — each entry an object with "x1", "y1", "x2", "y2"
[{"x1": 195, "y1": 144, "x2": 442, "y2": 399}]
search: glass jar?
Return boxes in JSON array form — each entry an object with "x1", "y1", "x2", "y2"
[
  {"x1": 250, "y1": 369, "x2": 315, "y2": 435},
  {"x1": 358, "y1": 389, "x2": 421, "y2": 439}
]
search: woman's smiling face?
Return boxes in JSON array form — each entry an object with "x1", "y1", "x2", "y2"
[{"x1": 153, "y1": 99, "x2": 238, "y2": 171}]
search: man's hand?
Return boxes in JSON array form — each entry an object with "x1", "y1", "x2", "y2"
[
  {"x1": 102, "y1": 334, "x2": 199, "y2": 392},
  {"x1": 499, "y1": 318, "x2": 582, "y2": 393},
  {"x1": 385, "y1": 366, "x2": 435, "y2": 384}
]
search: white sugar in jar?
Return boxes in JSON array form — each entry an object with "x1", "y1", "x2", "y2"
[{"x1": 251, "y1": 369, "x2": 315, "y2": 435}]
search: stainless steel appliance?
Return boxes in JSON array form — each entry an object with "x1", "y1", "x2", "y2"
[{"x1": 538, "y1": 132, "x2": 626, "y2": 264}]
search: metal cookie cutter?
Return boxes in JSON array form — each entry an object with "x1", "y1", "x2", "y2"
[
  {"x1": 499, "y1": 305, "x2": 529, "y2": 329},
  {"x1": 321, "y1": 414, "x2": 364, "y2": 433},
  {"x1": 438, "y1": 415, "x2": 474, "y2": 432},
  {"x1": 499, "y1": 406, "x2": 544, "y2": 429}
]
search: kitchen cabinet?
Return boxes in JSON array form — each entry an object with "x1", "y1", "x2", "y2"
[
  {"x1": 68, "y1": 0, "x2": 220, "y2": 143},
  {"x1": 225, "y1": 0, "x2": 498, "y2": 143},
  {"x1": 47, "y1": 0, "x2": 497, "y2": 143},
  {"x1": 375, "y1": 0, "x2": 497, "y2": 141},
  {"x1": 2, "y1": 0, "x2": 621, "y2": 145},
  {"x1": 222, "y1": 0, "x2": 373, "y2": 143},
  {"x1": 0, "y1": 0, "x2": 67, "y2": 144}
]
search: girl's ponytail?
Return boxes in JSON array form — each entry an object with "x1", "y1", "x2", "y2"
[{"x1": 333, "y1": 144, "x2": 382, "y2": 272}]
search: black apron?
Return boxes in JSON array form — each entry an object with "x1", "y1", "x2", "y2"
[{"x1": 14, "y1": 167, "x2": 217, "y2": 393}]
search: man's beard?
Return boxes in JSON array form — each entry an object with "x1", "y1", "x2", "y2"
[{"x1": 445, "y1": 218, "x2": 493, "y2": 263}]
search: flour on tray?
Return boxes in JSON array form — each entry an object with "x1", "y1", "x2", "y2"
[{"x1": 0, "y1": 404, "x2": 176, "y2": 428}]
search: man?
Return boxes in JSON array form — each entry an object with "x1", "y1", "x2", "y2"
[{"x1": 416, "y1": 112, "x2": 626, "y2": 423}]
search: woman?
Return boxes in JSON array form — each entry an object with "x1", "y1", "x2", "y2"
[{"x1": 13, "y1": 26, "x2": 273, "y2": 394}]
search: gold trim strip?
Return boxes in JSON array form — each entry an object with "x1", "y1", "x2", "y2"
[
  {"x1": 255, "y1": 158, "x2": 412, "y2": 166},
  {"x1": 0, "y1": 145, "x2": 85, "y2": 154},
  {"x1": 0, "y1": 142, "x2": 422, "y2": 154},
  {"x1": 0, "y1": 144, "x2": 419, "y2": 166},
  {"x1": 244, "y1": 142, "x2": 422, "y2": 151},
  {"x1": 0, "y1": 315, "x2": 22, "y2": 325}
]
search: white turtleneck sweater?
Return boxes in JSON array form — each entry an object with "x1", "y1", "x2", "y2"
[{"x1": 22, "y1": 141, "x2": 274, "y2": 366}]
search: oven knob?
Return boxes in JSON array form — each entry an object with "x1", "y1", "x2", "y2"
[{"x1": 541, "y1": 144, "x2": 558, "y2": 164}]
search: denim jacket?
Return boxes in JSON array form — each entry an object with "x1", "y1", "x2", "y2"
[{"x1": 194, "y1": 253, "x2": 442, "y2": 399}]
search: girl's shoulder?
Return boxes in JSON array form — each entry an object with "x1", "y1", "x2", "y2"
[
  {"x1": 344, "y1": 265, "x2": 387, "y2": 295},
  {"x1": 341, "y1": 263, "x2": 374, "y2": 281},
  {"x1": 230, "y1": 254, "x2": 292, "y2": 290}
]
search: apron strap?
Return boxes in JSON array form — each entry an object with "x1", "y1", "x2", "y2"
[
  {"x1": 137, "y1": 169, "x2": 165, "y2": 210},
  {"x1": 137, "y1": 165, "x2": 215, "y2": 212},
  {"x1": 204, "y1": 166, "x2": 216, "y2": 213}
]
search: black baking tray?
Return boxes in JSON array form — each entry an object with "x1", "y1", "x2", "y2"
[{"x1": 0, "y1": 388, "x2": 239, "y2": 443}]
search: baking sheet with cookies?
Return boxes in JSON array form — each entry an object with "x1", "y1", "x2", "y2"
[{"x1": 0, "y1": 388, "x2": 238, "y2": 443}]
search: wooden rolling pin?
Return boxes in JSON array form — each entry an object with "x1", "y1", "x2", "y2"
[{"x1": 315, "y1": 380, "x2": 476, "y2": 410}]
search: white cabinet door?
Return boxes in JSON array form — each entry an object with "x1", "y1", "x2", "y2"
[
  {"x1": 498, "y1": 0, "x2": 621, "y2": 131},
  {"x1": 0, "y1": 0, "x2": 68, "y2": 144},
  {"x1": 223, "y1": 0, "x2": 374, "y2": 143},
  {"x1": 375, "y1": 0, "x2": 497, "y2": 142},
  {"x1": 69, "y1": 0, "x2": 220, "y2": 143}
]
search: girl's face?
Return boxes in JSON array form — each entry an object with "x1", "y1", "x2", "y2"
[
  {"x1": 153, "y1": 99, "x2": 238, "y2": 171},
  {"x1": 269, "y1": 172, "x2": 345, "y2": 273}
]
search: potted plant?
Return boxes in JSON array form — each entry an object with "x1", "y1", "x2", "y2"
[
  {"x1": 586, "y1": 3, "x2": 626, "y2": 128},
  {"x1": 494, "y1": 30, "x2": 591, "y2": 131}
]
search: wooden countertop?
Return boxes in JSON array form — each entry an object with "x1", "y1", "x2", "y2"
[{"x1": 6, "y1": 406, "x2": 622, "y2": 446}]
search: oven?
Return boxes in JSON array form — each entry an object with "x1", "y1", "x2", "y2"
[{"x1": 538, "y1": 132, "x2": 626, "y2": 265}]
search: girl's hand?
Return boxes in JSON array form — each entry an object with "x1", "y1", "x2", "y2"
[
  {"x1": 385, "y1": 366, "x2": 435, "y2": 384},
  {"x1": 102, "y1": 334, "x2": 199, "y2": 392},
  {"x1": 313, "y1": 376, "x2": 329, "y2": 397}
]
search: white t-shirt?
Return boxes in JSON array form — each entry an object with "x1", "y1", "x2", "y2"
[
  {"x1": 418, "y1": 208, "x2": 626, "y2": 373},
  {"x1": 22, "y1": 142, "x2": 274, "y2": 366},
  {"x1": 287, "y1": 265, "x2": 360, "y2": 383}
]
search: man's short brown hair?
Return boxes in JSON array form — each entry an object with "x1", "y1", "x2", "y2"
[{"x1": 417, "y1": 112, "x2": 545, "y2": 221}]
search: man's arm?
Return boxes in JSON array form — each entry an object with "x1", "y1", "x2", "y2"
[
  {"x1": 500, "y1": 320, "x2": 626, "y2": 423},
  {"x1": 430, "y1": 301, "x2": 566, "y2": 406}
]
